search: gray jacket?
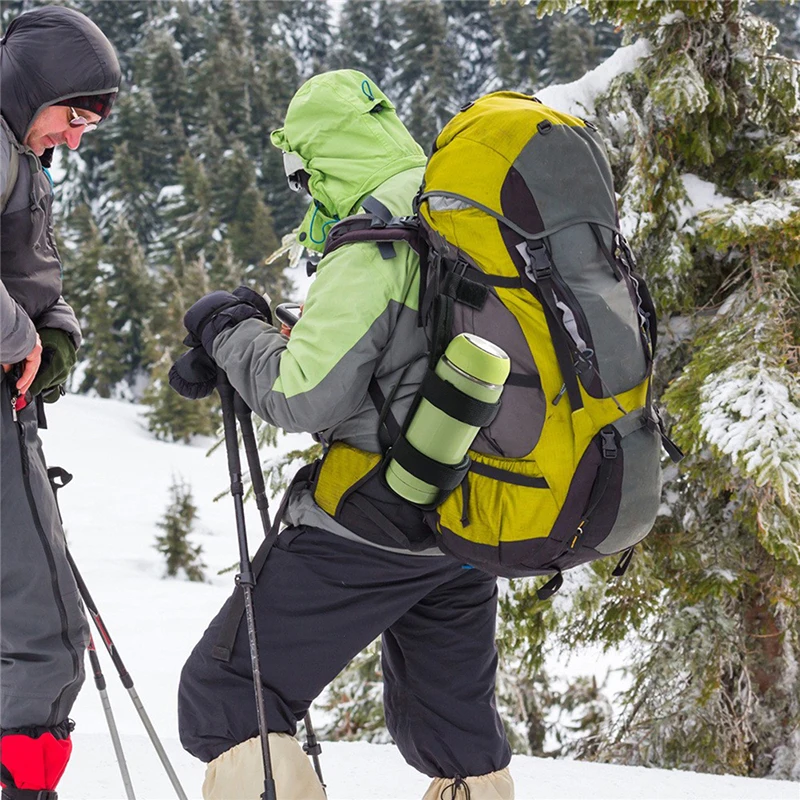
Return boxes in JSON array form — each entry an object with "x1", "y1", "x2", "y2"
[{"x1": 0, "y1": 6, "x2": 120, "y2": 362}]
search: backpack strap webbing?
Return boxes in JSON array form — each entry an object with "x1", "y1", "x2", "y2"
[
  {"x1": 368, "y1": 376, "x2": 402, "y2": 451},
  {"x1": 211, "y1": 462, "x2": 317, "y2": 663},
  {"x1": 323, "y1": 198, "x2": 423, "y2": 262},
  {"x1": 524, "y1": 242, "x2": 584, "y2": 412}
]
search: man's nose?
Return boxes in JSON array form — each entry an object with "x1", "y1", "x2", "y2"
[{"x1": 64, "y1": 125, "x2": 86, "y2": 150}]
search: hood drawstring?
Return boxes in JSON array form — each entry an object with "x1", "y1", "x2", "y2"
[
  {"x1": 361, "y1": 80, "x2": 375, "y2": 102},
  {"x1": 440, "y1": 777, "x2": 471, "y2": 799},
  {"x1": 309, "y1": 201, "x2": 340, "y2": 245}
]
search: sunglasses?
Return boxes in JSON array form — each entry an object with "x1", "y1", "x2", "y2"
[{"x1": 68, "y1": 106, "x2": 99, "y2": 133}]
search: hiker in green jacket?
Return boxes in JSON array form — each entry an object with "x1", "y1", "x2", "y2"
[{"x1": 174, "y1": 70, "x2": 514, "y2": 800}]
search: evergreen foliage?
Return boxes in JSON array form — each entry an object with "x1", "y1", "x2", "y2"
[
  {"x1": 320, "y1": 640, "x2": 389, "y2": 743},
  {"x1": 155, "y1": 475, "x2": 206, "y2": 582},
  {"x1": 519, "y1": 0, "x2": 800, "y2": 778}
]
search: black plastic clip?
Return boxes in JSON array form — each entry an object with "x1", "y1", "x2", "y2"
[
  {"x1": 303, "y1": 741, "x2": 323, "y2": 757},
  {"x1": 235, "y1": 569, "x2": 255, "y2": 588},
  {"x1": 601, "y1": 429, "x2": 618, "y2": 460},
  {"x1": 525, "y1": 243, "x2": 552, "y2": 282}
]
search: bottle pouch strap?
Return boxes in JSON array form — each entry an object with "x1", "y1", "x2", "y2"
[
  {"x1": 387, "y1": 435, "x2": 470, "y2": 494},
  {"x1": 418, "y1": 369, "x2": 500, "y2": 427}
]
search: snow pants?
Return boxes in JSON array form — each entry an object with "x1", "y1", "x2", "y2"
[
  {"x1": 178, "y1": 525, "x2": 511, "y2": 780},
  {"x1": 0, "y1": 373, "x2": 88, "y2": 731}
]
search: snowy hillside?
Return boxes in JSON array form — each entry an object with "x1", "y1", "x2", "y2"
[{"x1": 41, "y1": 395, "x2": 797, "y2": 799}]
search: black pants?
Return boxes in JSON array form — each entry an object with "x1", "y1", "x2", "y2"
[{"x1": 178, "y1": 525, "x2": 510, "y2": 779}]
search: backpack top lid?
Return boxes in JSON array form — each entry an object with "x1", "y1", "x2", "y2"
[{"x1": 418, "y1": 92, "x2": 618, "y2": 279}]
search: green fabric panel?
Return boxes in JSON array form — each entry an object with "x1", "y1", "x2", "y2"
[
  {"x1": 270, "y1": 69, "x2": 427, "y2": 237},
  {"x1": 274, "y1": 207, "x2": 421, "y2": 399},
  {"x1": 213, "y1": 166, "x2": 425, "y2": 418}
]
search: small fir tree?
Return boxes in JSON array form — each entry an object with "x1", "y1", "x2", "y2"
[{"x1": 155, "y1": 476, "x2": 206, "y2": 582}]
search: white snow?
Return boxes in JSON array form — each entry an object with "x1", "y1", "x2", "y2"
[
  {"x1": 677, "y1": 174, "x2": 731, "y2": 230},
  {"x1": 537, "y1": 39, "x2": 653, "y2": 117},
  {"x1": 39, "y1": 395, "x2": 798, "y2": 799},
  {"x1": 699, "y1": 365, "x2": 800, "y2": 502}
]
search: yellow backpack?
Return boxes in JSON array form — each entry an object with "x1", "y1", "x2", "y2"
[{"x1": 323, "y1": 93, "x2": 682, "y2": 595}]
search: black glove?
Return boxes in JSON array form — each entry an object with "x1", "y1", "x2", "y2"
[
  {"x1": 168, "y1": 347, "x2": 218, "y2": 400},
  {"x1": 184, "y1": 287, "x2": 273, "y2": 355},
  {"x1": 29, "y1": 328, "x2": 77, "y2": 402}
]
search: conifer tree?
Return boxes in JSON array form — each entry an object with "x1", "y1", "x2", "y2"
[
  {"x1": 445, "y1": 0, "x2": 498, "y2": 101},
  {"x1": 83, "y1": 219, "x2": 155, "y2": 396},
  {"x1": 214, "y1": 143, "x2": 281, "y2": 294},
  {"x1": 80, "y1": 284, "x2": 127, "y2": 398},
  {"x1": 155, "y1": 476, "x2": 206, "y2": 582},
  {"x1": 60, "y1": 203, "x2": 103, "y2": 324},
  {"x1": 331, "y1": 0, "x2": 400, "y2": 92},
  {"x1": 160, "y1": 151, "x2": 217, "y2": 264},
  {"x1": 143, "y1": 249, "x2": 219, "y2": 442},
  {"x1": 492, "y1": 0, "x2": 544, "y2": 92},
  {"x1": 320, "y1": 640, "x2": 389, "y2": 743},
  {"x1": 545, "y1": 14, "x2": 598, "y2": 83},
  {"x1": 395, "y1": 0, "x2": 461, "y2": 149},
  {"x1": 514, "y1": 0, "x2": 800, "y2": 777},
  {"x1": 271, "y1": 0, "x2": 333, "y2": 79}
]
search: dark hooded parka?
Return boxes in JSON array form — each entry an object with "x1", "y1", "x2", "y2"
[
  {"x1": 1, "y1": 5, "x2": 120, "y2": 355},
  {"x1": 0, "y1": 7, "x2": 119, "y2": 789}
]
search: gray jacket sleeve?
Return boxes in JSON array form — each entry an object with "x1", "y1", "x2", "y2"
[
  {"x1": 0, "y1": 280, "x2": 37, "y2": 363},
  {"x1": 35, "y1": 295, "x2": 82, "y2": 349}
]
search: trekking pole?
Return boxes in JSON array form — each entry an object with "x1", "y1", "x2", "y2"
[
  {"x1": 47, "y1": 468, "x2": 136, "y2": 800},
  {"x1": 64, "y1": 547, "x2": 189, "y2": 800},
  {"x1": 218, "y1": 373, "x2": 277, "y2": 800},
  {"x1": 234, "y1": 398, "x2": 327, "y2": 793},
  {"x1": 86, "y1": 635, "x2": 137, "y2": 800}
]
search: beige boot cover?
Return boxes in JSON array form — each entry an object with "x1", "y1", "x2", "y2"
[
  {"x1": 422, "y1": 767, "x2": 515, "y2": 800},
  {"x1": 202, "y1": 733, "x2": 326, "y2": 800}
]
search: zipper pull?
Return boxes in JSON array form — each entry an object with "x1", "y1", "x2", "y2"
[
  {"x1": 569, "y1": 520, "x2": 586, "y2": 550},
  {"x1": 11, "y1": 391, "x2": 18, "y2": 422},
  {"x1": 552, "y1": 383, "x2": 567, "y2": 406}
]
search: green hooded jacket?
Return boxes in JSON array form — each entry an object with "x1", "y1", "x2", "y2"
[{"x1": 212, "y1": 70, "x2": 438, "y2": 554}]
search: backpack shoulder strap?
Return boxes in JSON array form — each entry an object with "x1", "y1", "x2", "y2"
[
  {"x1": 0, "y1": 116, "x2": 21, "y2": 213},
  {"x1": 323, "y1": 195, "x2": 423, "y2": 261}
]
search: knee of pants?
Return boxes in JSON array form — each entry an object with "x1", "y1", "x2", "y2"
[{"x1": 202, "y1": 734, "x2": 326, "y2": 800}]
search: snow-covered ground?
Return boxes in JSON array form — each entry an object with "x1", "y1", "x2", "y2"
[{"x1": 42, "y1": 396, "x2": 797, "y2": 799}]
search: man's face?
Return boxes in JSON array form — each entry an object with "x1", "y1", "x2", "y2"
[{"x1": 23, "y1": 105, "x2": 101, "y2": 156}]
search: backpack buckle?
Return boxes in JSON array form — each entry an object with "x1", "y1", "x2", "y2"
[
  {"x1": 574, "y1": 348, "x2": 594, "y2": 376},
  {"x1": 525, "y1": 243, "x2": 552, "y2": 282},
  {"x1": 601, "y1": 430, "x2": 618, "y2": 459}
]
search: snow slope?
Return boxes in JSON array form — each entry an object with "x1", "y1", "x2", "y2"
[{"x1": 42, "y1": 396, "x2": 796, "y2": 799}]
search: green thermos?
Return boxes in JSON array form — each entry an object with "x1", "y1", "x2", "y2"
[{"x1": 385, "y1": 333, "x2": 511, "y2": 506}]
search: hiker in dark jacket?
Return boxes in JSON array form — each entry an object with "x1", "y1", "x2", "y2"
[
  {"x1": 0, "y1": 7, "x2": 119, "y2": 798},
  {"x1": 175, "y1": 70, "x2": 514, "y2": 800}
]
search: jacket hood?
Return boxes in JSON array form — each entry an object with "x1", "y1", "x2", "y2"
[
  {"x1": 271, "y1": 70, "x2": 426, "y2": 239},
  {"x1": 0, "y1": 6, "x2": 121, "y2": 142}
]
